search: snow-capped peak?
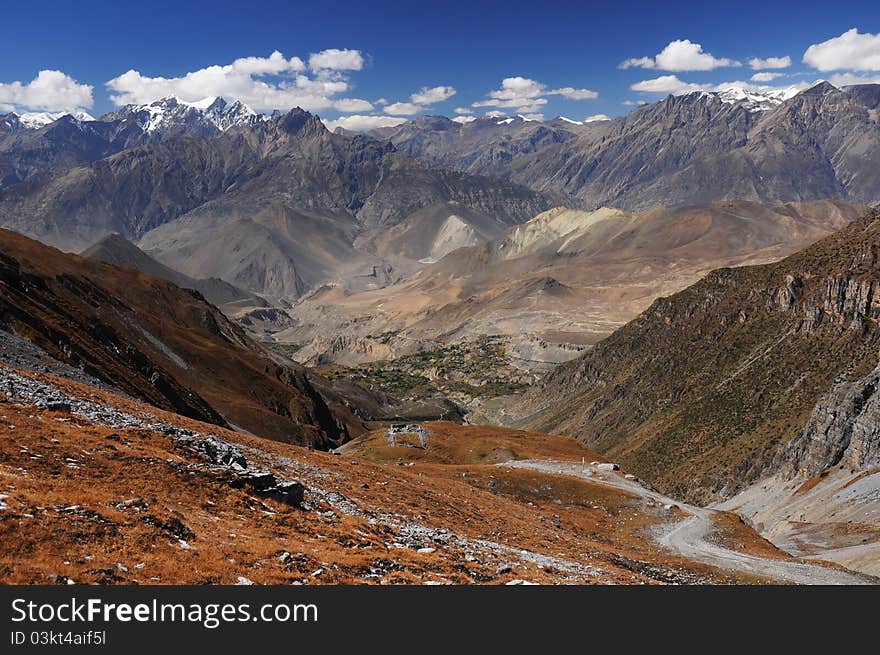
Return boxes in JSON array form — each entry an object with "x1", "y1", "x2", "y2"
[
  {"x1": 122, "y1": 96, "x2": 260, "y2": 133},
  {"x1": 558, "y1": 116, "x2": 583, "y2": 125},
  {"x1": 712, "y1": 84, "x2": 802, "y2": 112},
  {"x1": 179, "y1": 96, "x2": 219, "y2": 110},
  {"x1": 13, "y1": 110, "x2": 95, "y2": 129}
]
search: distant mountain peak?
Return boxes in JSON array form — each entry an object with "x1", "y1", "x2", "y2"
[
  {"x1": 713, "y1": 84, "x2": 803, "y2": 112},
  {"x1": 9, "y1": 110, "x2": 95, "y2": 129},
  {"x1": 802, "y1": 80, "x2": 840, "y2": 96},
  {"x1": 109, "y1": 95, "x2": 261, "y2": 134}
]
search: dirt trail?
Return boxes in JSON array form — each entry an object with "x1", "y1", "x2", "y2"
[{"x1": 501, "y1": 459, "x2": 875, "y2": 585}]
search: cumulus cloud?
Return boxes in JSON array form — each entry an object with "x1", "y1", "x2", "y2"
[
  {"x1": 750, "y1": 72, "x2": 783, "y2": 82},
  {"x1": 472, "y1": 76, "x2": 597, "y2": 114},
  {"x1": 630, "y1": 75, "x2": 710, "y2": 94},
  {"x1": 0, "y1": 69, "x2": 93, "y2": 113},
  {"x1": 451, "y1": 115, "x2": 477, "y2": 124},
  {"x1": 321, "y1": 114, "x2": 407, "y2": 132},
  {"x1": 383, "y1": 101, "x2": 422, "y2": 115},
  {"x1": 748, "y1": 56, "x2": 792, "y2": 70},
  {"x1": 483, "y1": 110, "x2": 507, "y2": 118},
  {"x1": 584, "y1": 114, "x2": 611, "y2": 122},
  {"x1": 333, "y1": 97, "x2": 374, "y2": 112},
  {"x1": 308, "y1": 49, "x2": 365, "y2": 72},
  {"x1": 410, "y1": 85, "x2": 456, "y2": 104},
  {"x1": 105, "y1": 50, "x2": 371, "y2": 113},
  {"x1": 620, "y1": 39, "x2": 740, "y2": 71},
  {"x1": 622, "y1": 99, "x2": 647, "y2": 106},
  {"x1": 804, "y1": 29, "x2": 880, "y2": 71},
  {"x1": 453, "y1": 107, "x2": 474, "y2": 115},
  {"x1": 828, "y1": 72, "x2": 880, "y2": 87},
  {"x1": 552, "y1": 86, "x2": 599, "y2": 100},
  {"x1": 382, "y1": 84, "x2": 457, "y2": 115}
]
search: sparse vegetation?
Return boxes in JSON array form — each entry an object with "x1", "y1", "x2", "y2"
[{"x1": 318, "y1": 336, "x2": 531, "y2": 407}]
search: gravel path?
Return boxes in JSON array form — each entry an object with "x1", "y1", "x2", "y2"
[{"x1": 502, "y1": 459, "x2": 876, "y2": 585}]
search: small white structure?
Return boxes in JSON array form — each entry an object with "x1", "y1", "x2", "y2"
[
  {"x1": 597, "y1": 462, "x2": 619, "y2": 471},
  {"x1": 386, "y1": 424, "x2": 428, "y2": 449}
]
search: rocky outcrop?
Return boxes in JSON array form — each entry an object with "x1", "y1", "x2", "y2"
[{"x1": 779, "y1": 357, "x2": 880, "y2": 476}]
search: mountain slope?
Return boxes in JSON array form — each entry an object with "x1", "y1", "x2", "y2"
[
  {"x1": 81, "y1": 233, "x2": 265, "y2": 307},
  {"x1": 506, "y1": 206, "x2": 880, "y2": 505},
  {"x1": 0, "y1": 228, "x2": 363, "y2": 447}
]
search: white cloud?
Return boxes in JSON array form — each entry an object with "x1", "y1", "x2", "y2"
[
  {"x1": 748, "y1": 56, "x2": 792, "y2": 70},
  {"x1": 630, "y1": 75, "x2": 710, "y2": 95},
  {"x1": 804, "y1": 29, "x2": 880, "y2": 72},
  {"x1": 622, "y1": 99, "x2": 647, "y2": 106},
  {"x1": 473, "y1": 76, "x2": 597, "y2": 114},
  {"x1": 0, "y1": 69, "x2": 93, "y2": 113},
  {"x1": 410, "y1": 85, "x2": 456, "y2": 104},
  {"x1": 519, "y1": 113, "x2": 544, "y2": 121},
  {"x1": 232, "y1": 51, "x2": 305, "y2": 74},
  {"x1": 106, "y1": 50, "x2": 370, "y2": 113},
  {"x1": 619, "y1": 56, "x2": 656, "y2": 70},
  {"x1": 584, "y1": 114, "x2": 611, "y2": 122},
  {"x1": 483, "y1": 110, "x2": 507, "y2": 118},
  {"x1": 382, "y1": 84, "x2": 457, "y2": 117},
  {"x1": 552, "y1": 86, "x2": 599, "y2": 100},
  {"x1": 620, "y1": 39, "x2": 740, "y2": 71},
  {"x1": 308, "y1": 49, "x2": 365, "y2": 72},
  {"x1": 454, "y1": 107, "x2": 474, "y2": 115},
  {"x1": 322, "y1": 114, "x2": 407, "y2": 132},
  {"x1": 333, "y1": 98, "x2": 374, "y2": 112},
  {"x1": 383, "y1": 101, "x2": 422, "y2": 115},
  {"x1": 750, "y1": 72, "x2": 783, "y2": 82},
  {"x1": 451, "y1": 115, "x2": 477, "y2": 123},
  {"x1": 828, "y1": 72, "x2": 880, "y2": 86}
]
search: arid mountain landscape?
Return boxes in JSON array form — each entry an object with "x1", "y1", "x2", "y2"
[{"x1": 2, "y1": 74, "x2": 880, "y2": 585}]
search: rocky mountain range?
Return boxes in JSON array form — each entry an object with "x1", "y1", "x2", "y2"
[
  {"x1": 372, "y1": 82, "x2": 880, "y2": 210},
  {"x1": 0, "y1": 104, "x2": 553, "y2": 299}
]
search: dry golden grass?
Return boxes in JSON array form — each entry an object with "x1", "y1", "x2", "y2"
[{"x1": 0, "y1": 367, "x2": 789, "y2": 585}]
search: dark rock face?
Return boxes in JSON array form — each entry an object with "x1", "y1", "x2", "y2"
[{"x1": 780, "y1": 359, "x2": 880, "y2": 476}]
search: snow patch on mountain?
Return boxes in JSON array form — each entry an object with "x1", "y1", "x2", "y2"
[
  {"x1": 117, "y1": 96, "x2": 260, "y2": 134},
  {"x1": 713, "y1": 84, "x2": 803, "y2": 112},
  {"x1": 14, "y1": 111, "x2": 95, "y2": 129}
]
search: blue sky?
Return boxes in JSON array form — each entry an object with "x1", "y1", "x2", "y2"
[{"x1": 2, "y1": 0, "x2": 880, "y2": 128}]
